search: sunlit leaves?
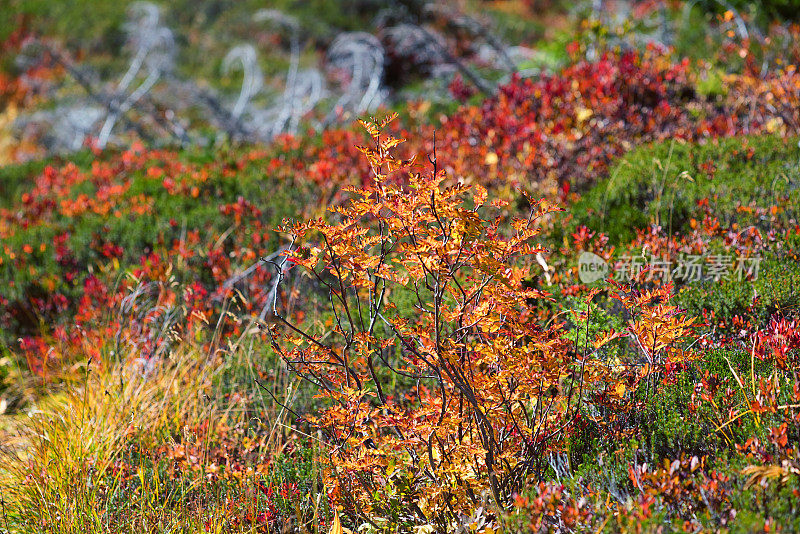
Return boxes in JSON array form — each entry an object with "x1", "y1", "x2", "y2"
[{"x1": 272, "y1": 117, "x2": 585, "y2": 524}]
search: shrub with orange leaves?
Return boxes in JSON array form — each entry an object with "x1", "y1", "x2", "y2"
[
  {"x1": 264, "y1": 115, "x2": 696, "y2": 529},
  {"x1": 608, "y1": 280, "x2": 699, "y2": 387},
  {"x1": 265, "y1": 115, "x2": 583, "y2": 527}
]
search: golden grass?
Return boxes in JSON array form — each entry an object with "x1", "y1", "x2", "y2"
[{"x1": 0, "y1": 335, "x2": 313, "y2": 533}]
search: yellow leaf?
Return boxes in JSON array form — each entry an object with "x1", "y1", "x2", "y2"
[
  {"x1": 473, "y1": 184, "x2": 488, "y2": 207},
  {"x1": 615, "y1": 382, "x2": 626, "y2": 397},
  {"x1": 576, "y1": 107, "x2": 593, "y2": 123},
  {"x1": 379, "y1": 112, "x2": 399, "y2": 128},
  {"x1": 766, "y1": 117, "x2": 783, "y2": 133},
  {"x1": 485, "y1": 152, "x2": 498, "y2": 165},
  {"x1": 329, "y1": 510, "x2": 343, "y2": 534}
]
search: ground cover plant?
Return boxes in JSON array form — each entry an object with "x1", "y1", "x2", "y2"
[{"x1": 2, "y1": 1, "x2": 800, "y2": 533}]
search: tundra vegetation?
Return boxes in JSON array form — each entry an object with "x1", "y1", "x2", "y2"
[{"x1": 0, "y1": 1, "x2": 799, "y2": 532}]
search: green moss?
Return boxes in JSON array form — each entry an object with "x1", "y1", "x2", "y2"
[
  {"x1": 568, "y1": 135, "x2": 800, "y2": 245},
  {"x1": 676, "y1": 249, "x2": 800, "y2": 328}
]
